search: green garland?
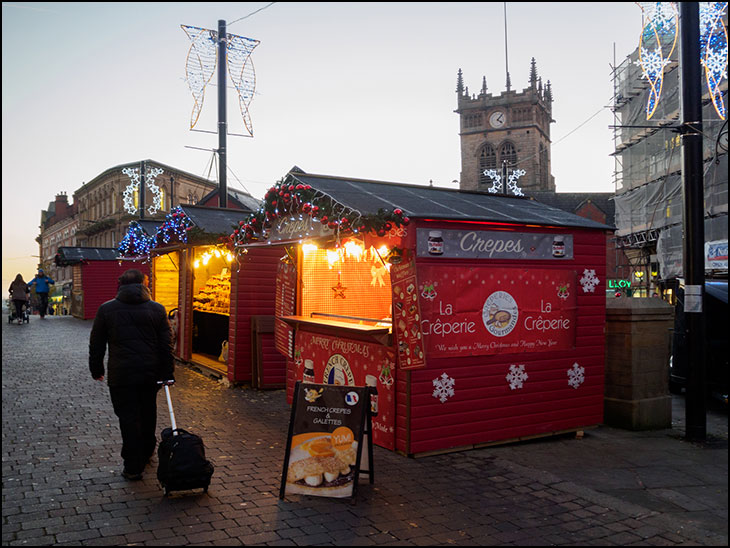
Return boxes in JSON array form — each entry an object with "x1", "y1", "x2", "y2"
[{"x1": 231, "y1": 178, "x2": 410, "y2": 249}]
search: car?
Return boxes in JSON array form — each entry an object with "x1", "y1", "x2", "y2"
[{"x1": 668, "y1": 280, "x2": 728, "y2": 406}]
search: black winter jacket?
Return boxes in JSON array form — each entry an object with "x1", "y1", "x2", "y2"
[{"x1": 89, "y1": 283, "x2": 174, "y2": 386}]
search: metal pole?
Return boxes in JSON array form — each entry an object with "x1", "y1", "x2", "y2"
[
  {"x1": 169, "y1": 175, "x2": 175, "y2": 209},
  {"x1": 139, "y1": 161, "x2": 146, "y2": 220},
  {"x1": 218, "y1": 19, "x2": 228, "y2": 209},
  {"x1": 679, "y1": 2, "x2": 706, "y2": 441}
]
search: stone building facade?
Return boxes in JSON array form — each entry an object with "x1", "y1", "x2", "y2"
[
  {"x1": 38, "y1": 160, "x2": 218, "y2": 310},
  {"x1": 456, "y1": 58, "x2": 555, "y2": 193}
]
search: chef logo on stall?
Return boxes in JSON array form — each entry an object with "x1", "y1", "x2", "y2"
[
  {"x1": 482, "y1": 291, "x2": 519, "y2": 337},
  {"x1": 323, "y1": 354, "x2": 356, "y2": 386}
]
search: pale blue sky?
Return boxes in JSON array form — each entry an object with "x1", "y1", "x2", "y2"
[{"x1": 2, "y1": 2, "x2": 642, "y2": 290}]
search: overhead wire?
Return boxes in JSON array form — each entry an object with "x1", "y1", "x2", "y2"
[{"x1": 228, "y1": 2, "x2": 276, "y2": 27}]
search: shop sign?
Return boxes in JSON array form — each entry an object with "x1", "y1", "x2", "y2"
[
  {"x1": 292, "y1": 330, "x2": 396, "y2": 450},
  {"x1": 279, "y1": 382, "x2": 373, "y2": 500},
  {"x1": 608, "y1": 279, "x2": 632, "y2": 289},
  {"x1": 416, "y1": 228, "x2": 573, "y2": 260},
  {"x1": 389, "y1": 249, "x2": 426, "y2": 370},
  {"x1": 705, "y1": 240, "x2": 728, "y2": 270},
  {"x1": 268, "y1": 216, "x2": 333, "y2": 243},
  {"x1": 417, "y1": 266, "x2": 577, "y2": 357}
]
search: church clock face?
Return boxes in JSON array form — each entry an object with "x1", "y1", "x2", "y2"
[{"x1": 489, "y1": 110, "x2": 506, "y2": 128}]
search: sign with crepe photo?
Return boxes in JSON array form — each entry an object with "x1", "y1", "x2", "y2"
[{"x1": 280, "y1": 383, "x2": 373, "y2": 500}]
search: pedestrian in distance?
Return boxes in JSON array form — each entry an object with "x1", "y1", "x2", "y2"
[
  {"x1": 89, "y1": 268, "x2": 174, "y2": 481},
  {"x1": 8, "y1": 274, "x2": 30, "y2": 325},
  {"x1": 27, "y1": 268, "x2": 54, "y2": 319}
]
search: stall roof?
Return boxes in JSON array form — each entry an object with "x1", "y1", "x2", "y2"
[
  {"x1": 285, "y1": 169, "x2": 612, "y2": 230},
  {"x1": 180, "y1": 204, "x2": 256, "y2": 235},
  {"x1": 56, "y1": 246, "x2": 121, "y2": 263},
  {"x1": 135, "y1": 220, "x2": 163, "y2": 235}
]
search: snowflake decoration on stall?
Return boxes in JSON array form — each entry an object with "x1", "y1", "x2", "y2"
[
  {"x1": 432, "y1": 373, "x2": 455, "y2": 403},
  {"x1": 567, "y1": 363, "x2": 586, "y2": 389},
  {"x1": 506, "y1": 364, "x2": 528, "y2": 390},
  {"x1": 579, "y1": 269, "x2": 600, "y2": 293}
]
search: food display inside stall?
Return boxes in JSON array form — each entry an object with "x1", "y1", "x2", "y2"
[
  {"x1": 191, "y1": 246, "x2": 233, "y2": 368},
  {"x1": 193, "y1": 270, "x2": 231, "y2": 314}
]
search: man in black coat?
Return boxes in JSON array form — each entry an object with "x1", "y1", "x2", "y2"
[{"x1": 89, "y1": 269, "x2": 174, "y2": 480}]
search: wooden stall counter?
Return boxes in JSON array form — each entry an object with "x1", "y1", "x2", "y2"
[{"x1": 280, "y1": 314, "x2": 392, "y2": 346}]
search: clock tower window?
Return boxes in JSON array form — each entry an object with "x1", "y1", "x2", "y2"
[
  {"x1": 478, "y1": 144, "x2": 497, "y2": 187},
  {"x1": 499, "y1": 142, "x2": 518, "y2": 167}
]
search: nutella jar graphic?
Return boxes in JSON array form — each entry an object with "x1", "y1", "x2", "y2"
[
  {"x1": 303, "y1": 359, "x2": 315, "y2": 383},
  {"x1": 552, "y1": 236, "x2": 566, "y2": 258},
  {"x1": 428, "y1": 231, "x2": 444, "y2": 255}
]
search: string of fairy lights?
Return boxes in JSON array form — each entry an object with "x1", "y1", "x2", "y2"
[{"x1": 117, "y1": 206, "x2": 194, "y2": 257}]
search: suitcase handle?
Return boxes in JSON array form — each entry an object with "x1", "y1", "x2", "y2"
[{"x1": 160, "y1": 383, "x2": 178, "y2": 435}]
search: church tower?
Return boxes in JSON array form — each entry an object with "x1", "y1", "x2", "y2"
[{"x1": 456, "y1": 58, "x2": 555, "y2": 193}]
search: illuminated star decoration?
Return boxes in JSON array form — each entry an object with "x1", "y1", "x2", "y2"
[
  {"x1": 482, "y1": 168, "x2": 526, "y2": 196},
  {"x1": 122, "y1": 167, "x2": 141, "y2": 215},
  {"x1": 700, "y1": 2, "x2": 728, "y2": 120},
  {"x1": 121, "y1": 166, "x2": 164, "y2": 215},
  {"x1": 181, "y1": 25, "x2": 260, "y2": 136},
  {"x1": 636, "y1": 2, "x2": 678, "y2": 120},
  {"x1": 145, "y1": 167, "x2": 164, "y2": 215},
  {"x1": 332, "y1": 277, "x2": 347, "y2": 299}
]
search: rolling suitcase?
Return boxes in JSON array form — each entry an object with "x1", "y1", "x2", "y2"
[{"x1": 157, "y1": 383, "x2": 214, "y2": 496}]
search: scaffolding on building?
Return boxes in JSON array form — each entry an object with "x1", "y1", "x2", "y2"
[{"x1": 610, "y1": 30, "x2": 728, "y2": 287}]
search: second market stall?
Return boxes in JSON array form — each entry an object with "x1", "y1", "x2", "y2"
[
  {"x1": 232, "y1": 167, "x2": 612, "y2": 456},
  {"x1": 120, "y1": 203, "x2": 286, "y2": 385}
]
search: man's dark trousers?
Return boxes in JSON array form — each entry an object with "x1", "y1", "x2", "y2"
[
  {"x1": 38, "y1": 292, "x2": 49, "y2": 318},
  {"x1": 109, "y1": 384, "x2": 160, "y2": 474}
]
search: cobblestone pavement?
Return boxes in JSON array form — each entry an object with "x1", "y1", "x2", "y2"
[{"x1": 2, "y1": 315, "x2": 727, "y2": 546}]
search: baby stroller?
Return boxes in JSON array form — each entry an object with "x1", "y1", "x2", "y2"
[{"x1": 7, "y1": 298, "x2": 30, "y2": 324}]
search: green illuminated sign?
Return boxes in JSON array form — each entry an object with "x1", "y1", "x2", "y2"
[{"x1": 608, "y1": 279, "x2": 632, "y2": 289}]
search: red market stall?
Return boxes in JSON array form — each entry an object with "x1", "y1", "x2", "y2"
[
  {"x1": 125, "y1": 205, "x2": 287, "y2": 386},
  {"x1": 54, "y1": 247, "x2": 150, "y2": 320},
  {"x1": 233, "y1": 168, "x2": 611, "y2": 456}
]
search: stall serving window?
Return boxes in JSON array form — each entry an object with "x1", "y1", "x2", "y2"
[
  {"x1": 191, "y1": 245, "x2": 234, "y2": 370},
  {"x1": 153, "y1": 251, "x2": 180, "y2": 314},
  {"x1": 300, "y1": 241, "x2": 392, "y2": 326}
]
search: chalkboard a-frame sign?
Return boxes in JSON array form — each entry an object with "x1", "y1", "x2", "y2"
[{"x1": 279, "y1": 382, "x2": 374, "y2": 500}]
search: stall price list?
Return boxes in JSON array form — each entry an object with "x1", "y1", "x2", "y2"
[
  {"x1": 390, "y1": 253, "x2": 426, "y2": 370},
  {"x1": 275, "y1": 261, "x2": 297, "y2": 358}
]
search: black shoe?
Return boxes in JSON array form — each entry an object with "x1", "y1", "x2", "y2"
[{"x1": 122, "y1": 469, "x2": 143, "y2": 481}]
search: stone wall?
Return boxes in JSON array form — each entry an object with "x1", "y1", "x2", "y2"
[{"x1": 604, "y1": 297, "x2": 674, "y2": 430}]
